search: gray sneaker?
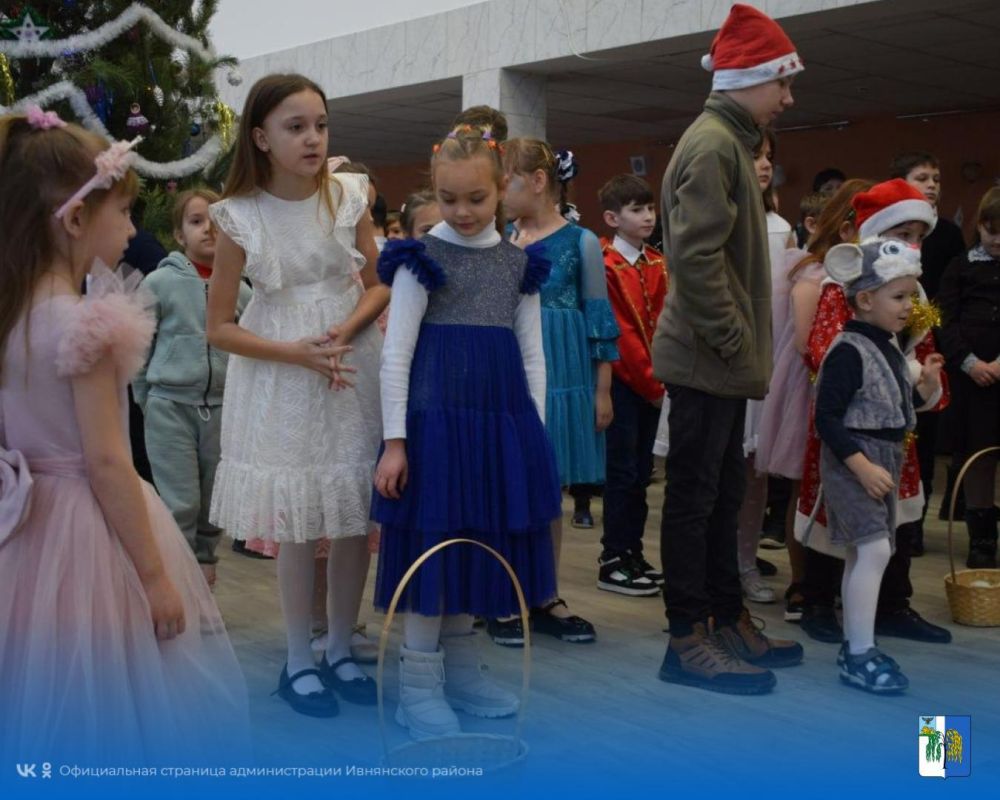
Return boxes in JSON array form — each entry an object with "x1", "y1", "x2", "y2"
[{"x1": 740, "y1": 569, "x2": 776, "y2": 604}]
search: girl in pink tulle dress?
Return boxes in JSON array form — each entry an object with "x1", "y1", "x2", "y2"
[{"x1": 0, "y1": 110, "x2": 249, "y2": 767}]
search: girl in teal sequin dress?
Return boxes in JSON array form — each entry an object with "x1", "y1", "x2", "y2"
[{"x1": 502, "y1": 138, "x2": 620, "y2": 643}]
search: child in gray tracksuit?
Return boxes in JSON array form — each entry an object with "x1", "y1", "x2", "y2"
[{"x1": 133, "y1": 189, "x2": 252, "y2": 587}]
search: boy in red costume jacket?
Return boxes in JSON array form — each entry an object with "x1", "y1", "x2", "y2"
[{"x1": 596, "y1": 175, "x2": 670, "y2": 596}]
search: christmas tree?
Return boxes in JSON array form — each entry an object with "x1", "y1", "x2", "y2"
[{"x1": 0, "y1": 1, "x2": 240, "y2": 242}]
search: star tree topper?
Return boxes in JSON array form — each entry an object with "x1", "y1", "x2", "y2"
[{"x1": 0, "y1": 7, "x2": 51, "y2": 43}]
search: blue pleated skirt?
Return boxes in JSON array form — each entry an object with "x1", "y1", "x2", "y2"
[
  {"x1": 541, "y1": 306, "x2": 605, "y2": 485},
  {"x1": 372, "y1": 323, "x2": 561, "y2": 617}
]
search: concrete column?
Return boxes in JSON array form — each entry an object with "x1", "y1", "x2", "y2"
[{"x1": 461, "y1": 68, "x2": 546, "y2": 140}]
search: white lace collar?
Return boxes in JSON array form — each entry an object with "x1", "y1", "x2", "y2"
[
  {"x1": 969, "y1": 244, "x2": 994, "y2": 263},
  {"x1": 429, "y1": 220, "x2": 501, "y2": 249}
]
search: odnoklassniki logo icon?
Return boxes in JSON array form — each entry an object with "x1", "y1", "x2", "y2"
[{"x1": 919, "y1": 715, "x2": 971, "y2": 778}]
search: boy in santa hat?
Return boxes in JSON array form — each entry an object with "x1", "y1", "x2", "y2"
[
  {"x1": 814, "y1": 238, "x2": 944, "y2": 693},
  {"x1": 652, "y1": 3, "x2": 804, "y2": 695},
  {"x1": 796, "y1": 179, "x2": 952, "y2": 646}
]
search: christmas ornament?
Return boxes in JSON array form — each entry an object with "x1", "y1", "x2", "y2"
[
  {"x1": 126, "y1": 102, "x2": 150, "y2": 135},
  {"x1": 0, "y1": 53, "x2": 14, "y2": 106},
  {"x1": 152, "y1": 85, "x2": 164, "y2": 106},
  {"x1": 226, "y1": 66, "x2": 242, "y2": 86},
  {"x1": 166, "y1": 180, "x2": 178, "y2": 193},
  {"x1": 190, "y1": 121, "x2": 201, "y2": 137},
  {"x1": 84, "y1": 81, "x2": 111, "y2": 124},
  {"x1": 0, "y1": 7, "x2": 51, "y2": 43}
]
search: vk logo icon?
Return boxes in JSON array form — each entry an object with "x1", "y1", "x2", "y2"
[{"x1": 15, "y1": 763, "x2": 36, "y2": 778}]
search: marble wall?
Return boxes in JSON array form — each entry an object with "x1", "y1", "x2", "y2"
[
  {"x1": 218, "y1": 0, "x2": 878, "y2": 112},
  {"x1": 463, "y1": 68, "x2": 547, "y2": 139}
]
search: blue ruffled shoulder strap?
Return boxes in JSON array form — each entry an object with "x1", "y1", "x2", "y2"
[
  {"x1": 377, "y1": 238, "x2": 446, "y2": 291},
  {"x1": 520, "y1": 242, "x2": 551, "y2": 295}
]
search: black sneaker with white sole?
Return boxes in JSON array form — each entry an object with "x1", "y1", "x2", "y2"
[
  {"x1": 597, "y1": 552, "x2": 661, "y2": 596},
  {"x1": 486, "y1": 616, "x2": 524, "y2": 647},
  {"x1": 784, "y1": 584, "x2": 804, "y2": 622},
  {"x1": 629, "y1": 551, "x2": 664, "y2": 585}
]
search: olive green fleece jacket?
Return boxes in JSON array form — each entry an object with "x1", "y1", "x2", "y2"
[{"x1": 651, "y1": 92, "x2": 773, "y2": 400}]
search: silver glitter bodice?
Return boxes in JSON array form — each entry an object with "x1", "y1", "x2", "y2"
[{"x1": 421, "y1": 236, "x2": 527, "y2": 328}]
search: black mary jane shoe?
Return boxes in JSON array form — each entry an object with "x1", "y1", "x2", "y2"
[
  {"x1": 531, "y1": 599, "x2": 596, "y2": 643},
  {"x1": 273, "y1": 665, "x2": 339, "y2": 717},
  {"x1": 232, "y1": 539, "x2": 274, "y2": 560},
  {"x1": 319, "y1": 655, "x2": 378, "y2": 705}
]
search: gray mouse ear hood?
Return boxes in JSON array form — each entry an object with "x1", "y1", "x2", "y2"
[{"x1": 825, "y1": 237, "x2": 922, "y2": 298}]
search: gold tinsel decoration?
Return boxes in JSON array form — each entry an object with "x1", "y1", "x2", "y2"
[
  {"x1": 0, "y1": 54, "x2": 15, "y2": 107},
  {"x1": 905, "y1": 297, "x2": 942, "y2": 335},
  {"x1": 904, "y1": 431, "x2": 918, "y2": 450},
  {"x1": 213, "y1": 99, "x2": 235, "y2": 150}
]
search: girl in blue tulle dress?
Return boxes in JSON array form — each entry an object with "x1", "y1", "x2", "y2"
[
  {"x1": 501, "y1": 139, "x2": 620, "y2": 643},
  {"x1": 371, "y1": 124, "x2": 561, "y2": 741}
]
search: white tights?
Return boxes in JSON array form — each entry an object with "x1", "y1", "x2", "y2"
[
  {"x1": 278, "y1": 536, "x2": 370, "y2": 693},
  {"x1": 841, "y1": 537, "x2": 892, "y2": 655},
  {"x1": 404, "y1": 613, "x2": 475, "y2": 652}
]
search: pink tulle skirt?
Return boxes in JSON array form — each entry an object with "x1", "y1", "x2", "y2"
[
  {"x1": 0, "y1": 470, "x2": 251, "y2": 766},
  {"x1": 755, "y1": 327, "x2": 812, "y2": 480}
]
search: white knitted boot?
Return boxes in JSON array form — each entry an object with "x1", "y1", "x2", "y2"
[
  {"x1": 395, "y1": 645, "x2": 461, "y2": 740},
  {"x1": 442, "y1": 633, "x2": 519, "y2": 718}
]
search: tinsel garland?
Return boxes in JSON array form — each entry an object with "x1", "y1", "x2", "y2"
[
  {"x1": 0, "y1": 3, "x2": 221, "y2": 65},
  {"x1": 0, "y1": 54, "x2": 13, "y2": 106},
  {"x1": 213, "y1": 99, "x2": 235, "y2": 150},
  {"x1": 905, "y1": 298, "x2": 942, "y2": 336},
  {"x1": 1, "y1": 80, "x2": 223, "y2": 178}
]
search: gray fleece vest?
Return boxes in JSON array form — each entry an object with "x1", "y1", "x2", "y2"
[{"x1": 827, "y1": 330, "x2": 916, "y2": 432}]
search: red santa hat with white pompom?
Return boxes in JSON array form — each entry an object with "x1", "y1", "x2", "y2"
[{"x1": 701, "y1": 4, "x2": 804, "y2": 91}]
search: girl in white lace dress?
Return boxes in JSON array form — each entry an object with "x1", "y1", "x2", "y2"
[{"x1": 207, "y1": 74, "x2": 389, "y2": 717}]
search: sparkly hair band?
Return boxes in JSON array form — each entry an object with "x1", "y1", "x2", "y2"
[
  {"x1": 54, "y1": 135, "x2": 143, "y2": 220},
  {"x1": 433, "y1": 124, "x2": 502, "y2": 154}
]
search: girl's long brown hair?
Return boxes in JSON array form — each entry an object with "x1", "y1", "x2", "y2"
[
  {"x1": 0, "y1": 114, "x2": 139, "y2": 383},
  {"x1": 790, "y1": 177, "x2": 875, "y2": 278},
  {"x1": 754, "y1": 127, "x2": 778, "y2": 213},
  {"x1": 222, "y1": 73, "x2": 337, "y2": 223}
]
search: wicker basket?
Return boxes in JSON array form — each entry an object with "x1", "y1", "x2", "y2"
[
  {"x1": 375, "y1": 538, "x2": 531, "y2": 773},
  {"x1": 944, "y1": 447, "x2": 1000, "y2": 627}
]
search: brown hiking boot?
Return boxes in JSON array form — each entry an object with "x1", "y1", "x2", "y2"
[
  {"x1": 658, "y1": 622, "x2": 776, "y2": 695},
  {"x1": 716, "y1": 609, "x2": 804, "y2": 668}
]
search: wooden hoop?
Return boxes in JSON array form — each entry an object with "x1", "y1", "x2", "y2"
[{"x1": 375, "y1": 538, "x2": 531, "y2": 765}]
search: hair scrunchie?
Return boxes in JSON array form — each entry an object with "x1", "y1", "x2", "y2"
[{"x1": 556, "y1": 149, "x2": 578, "y2": 183}]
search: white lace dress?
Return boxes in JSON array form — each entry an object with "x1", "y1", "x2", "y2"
[{"x1": 208, "y1": 174, "x2": 382, "y2": 542}]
